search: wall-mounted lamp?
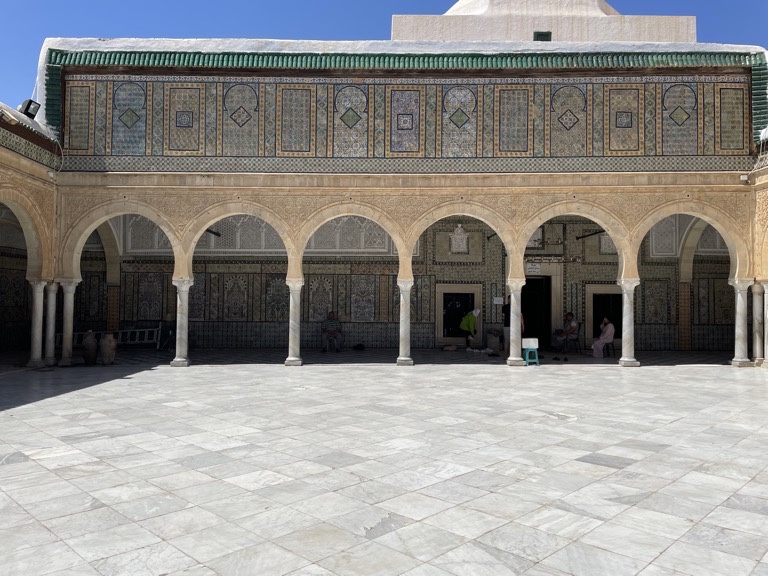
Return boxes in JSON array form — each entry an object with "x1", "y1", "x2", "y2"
[
  {"x1": 0, "y1": 109, "x2": 19, "y2": 125},
  {"x1": 740, "y1": 174, "x2": 750, "y2": 184},
  {"x1": 19, "y1": 99, "x2": 40, "y2": 120}
]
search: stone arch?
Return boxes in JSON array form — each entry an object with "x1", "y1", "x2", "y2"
[
  {"x1": 181, "y1": 201, "x2": 295, "y2": 279},
  {"x1": 515, "y1": 201, "x2": 632, "y2": 279},
  {"x1": 632, "y1": 204, "x2": 749, "y2": 280},
  {"x1": 406, "y1": 201, "x2": 514, "y2": 264},
  {"x1": 59, "y1": 201, "x2": 182, "y2": 282},
  {"x1": 0, "y1": 195, "x2": 50, "y2": 281},
  {"x1": 297, "y1": 202, "x2": 409, "y2": 277}
]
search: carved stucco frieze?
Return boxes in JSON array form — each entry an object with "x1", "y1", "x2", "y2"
[
  {"x1": 757, "y1": 190, "x2": 768, "y2": 231},
  {"x1": 359, "y1": 195, "x2": 451, "y2": 230},
  {"x1": 0, "y1": 171, "x2": 54, "y2": 229},
  {"x1": 258, "y1": 195, "x2": 346, "y2": 230}
]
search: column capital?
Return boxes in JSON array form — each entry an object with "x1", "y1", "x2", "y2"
[
  {"x1": 728, "y1": 278, "x2": 754, "y2": 292},
  {"x1": 29, "y1": 280, "x2": 47, "y2": 291},
  {"x1": 506, "y1": 277, "x2": 526, "y2": 292},
  {"x1": 397, "y1": 278, "x2": 414, "y2": 291},
  {"x1": 618, "y1": 278, "x2": 640, "y2": 292},
  {"x1": 172, "y1": 278, "x2": 194, "y2": 291},
  {"x1": 285, "y1": 278, "x2": 304, "y2": 291},
  {"x1": 45, "y1": 281, "x2": 59, "y2": 294},
  {"x1": 752, "y1": 283, "x2": 765, "y2": 295},
  {"x1": 59, "y1": 279, "x2": 81, "y2": 292}
]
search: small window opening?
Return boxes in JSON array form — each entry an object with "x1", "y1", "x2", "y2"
[{"x1": 533, "y1": 31, "x2": 552, "y2": 41}]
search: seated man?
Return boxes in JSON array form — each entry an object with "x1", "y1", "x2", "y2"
[
  {"x1": 321, "y1": 311, "x2": 343, "y2": 353},
  {"x1": 550, "y1": 312, "x2": 578, "y2": 355}
]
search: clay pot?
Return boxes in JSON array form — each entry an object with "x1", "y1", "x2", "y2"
[
  {"x1": 100, "y1": 333, "x2": 117, "y2": 365},
  {"x1": 82, "y1": 330, "x2": 98, "y2": 366}
]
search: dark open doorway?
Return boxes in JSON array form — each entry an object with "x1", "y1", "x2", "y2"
[
  {"x1": 592, "y1": 293, "x2": 622, "y2": 338},
  {"x1": 443, "y1": 292, "x2": 475, "y2": 338},
  {"x1": 521, "y1": 276, "x2": 551, "y2": 342}
]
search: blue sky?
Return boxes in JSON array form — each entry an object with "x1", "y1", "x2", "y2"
[{"x1": 0, "y1": 0, "x2": 765, "y2": 109}]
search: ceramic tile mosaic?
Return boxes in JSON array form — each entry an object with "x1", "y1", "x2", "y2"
[{"x1": 60, "y1": 73, "x2": 752, "y2": 173}]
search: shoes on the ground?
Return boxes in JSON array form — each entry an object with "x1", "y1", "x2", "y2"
[{"x1": 564, "y1": 357, "x2": 569, "y2": 362}]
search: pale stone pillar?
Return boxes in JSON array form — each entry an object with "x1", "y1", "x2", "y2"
[
  {"x1": 618, "y1": 278, "x2": 641, "y2": 367},
  {"x1": 752, "y1": 283, "x2": 764, "y2": 366},
  {"x1": 285, "y1": 279, "x2": 303, "y2": 366},
  {"x1": 170, "y1": 279, "x2": 193, "y2": 367},
  {"x1": 506, "y1": 278, "x2": 526, "y2": 366},
  {"x1": 44, "y1": 282, "x2": 59, "y2": 366},
  {"x1": 730, "y1": 278, "x2": 753, "y2": 367},
  {"x1": 763, "y1": 282, "x2": 768, "y2": 370},
  {"x1": 58, "y1": 281, "x2": 79, "y2": 367},
  {"x1": 397, "y1": 279, "x2": 414, "y2": 366},
  {"x1": 27, "y1": 281, "x2": 46, "y2": 368}
]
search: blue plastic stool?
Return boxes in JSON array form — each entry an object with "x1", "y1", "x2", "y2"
[{"x1": 522, "y1": 338, "x2": 540, "y2": 366}]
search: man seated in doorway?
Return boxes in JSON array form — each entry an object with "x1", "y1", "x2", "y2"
[
  {"x1": 321, "y1": 311, "x2": 344, "y2": 353},
  {"x1": 550, "y1": 311, "x2": 578, "y2": 360}
]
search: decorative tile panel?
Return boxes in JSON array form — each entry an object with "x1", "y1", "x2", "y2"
[
  {"x1": 222, "y1": 83, "x2": 259, "y2": 157},
  {"x1": 110, "y1": 81, "x2": 148, "y2": 156},
  {"x1": 65, "y1": 82, "x2": 96, "y2": 154},
  {"x1": 715, "y1": 84, "x2": 749, "y2": 154},
  {"x1": 386, "y1": 86, "x2": 425, "y2": 157},
  {"x1": 276, "y1": 84, "x2": 316, "y2": 157},
  {"x1": 661, "y1": 83, "x2": 698, "y2": 156},
  {"x1": 605, "y1": 85, "x2": 644, "y2": 156},
  {"x1": 494, "y1": 85, "x2": 533, "y2": 157},
  {"x1": 163, "y1": 83, "x2": 205, "y2": 155}
]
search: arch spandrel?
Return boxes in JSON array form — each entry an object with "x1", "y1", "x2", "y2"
[
  {"x1": 58, "y1": 202, "x2": 183, "y2": 281},
  {"x1": 514, "y1": 201, "x2": 632, "y2": 279},
  {"x1": 632, "y1": 203, "x2": 751, "y2": 280}
]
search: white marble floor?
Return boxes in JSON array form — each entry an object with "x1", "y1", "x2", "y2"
[{"x1": 1, "y1": 360, "x2": 767, "y2": 575}]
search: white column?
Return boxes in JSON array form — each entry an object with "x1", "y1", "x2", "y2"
[
  {"x1": 44, "y1": 282, "x2": 58, "y2": 366},
  {"x1": 170, "y1": 279, "x2": 193, "y2": 367},
  {"x1": 618, "y1": 278, "x2": 641, "y2": 367},
  {"x1": 752, "y1": 283, "x2": 764, "y2": 366},
  {"x1": 730, "y1": 278, "x2": 753, "y2": 367},
  {"x1": 27, "y1": 281, "x2": 46, "y2": 368},
  {"x1": 506, "y1": 279, "x2": 526, "y2": 366},
  {"x1": 285, "y1": 279, "x2": 303, "y2": 366},
  {"x1": 397, "y1": 279, "x2": 414, "y2": 366},
  {"x1": 58, "y1": 281, "x2": 79, "y2": 367}
]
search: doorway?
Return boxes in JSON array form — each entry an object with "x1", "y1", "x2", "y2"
[
  {"x1": 521, "y1": 276, "x2": 551, "y2": 343},
  {"x1": 436, "y1": 284, "x2": 482, "y2": 346}
]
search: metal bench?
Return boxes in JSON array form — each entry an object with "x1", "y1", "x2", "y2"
[{"x1": 56, "y1": 324, "x2": 163, "y2": 349}]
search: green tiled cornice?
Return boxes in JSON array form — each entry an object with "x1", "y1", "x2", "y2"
[{"x1": 46, "y1": 48, "x2": 765, "y2": 71}]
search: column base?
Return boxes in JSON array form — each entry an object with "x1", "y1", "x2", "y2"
[
  {"x1": 170, "y1": 358, "x2": 191, "y2": 367},
  {"x1": 753, "y1": 357, "x2": 764, "y2": 367},
  {"x1": 506, "y1": 358, "x2": 526, "y2": 366},
  {"x1": 58, "y1": 358, "x2": 72, "y2": 367},
  {"x1": 396, "y1": 357, "x2": 414, "y2": 366},
  {"x1": 44, "y1": 357, "x2": 57, "y2": 367},
  {"x1": 731, "y1": 359, "x2": 752, "y2": 367},
  {"x1": 284, "y1": 357, "x2": 303, "y2": 366},
  {"x1": 27, "y1": 359, "x2": 45, "y2": 369},
  {"x1": 619, "y1": 358, "x2": 641, "y2": 367}
]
